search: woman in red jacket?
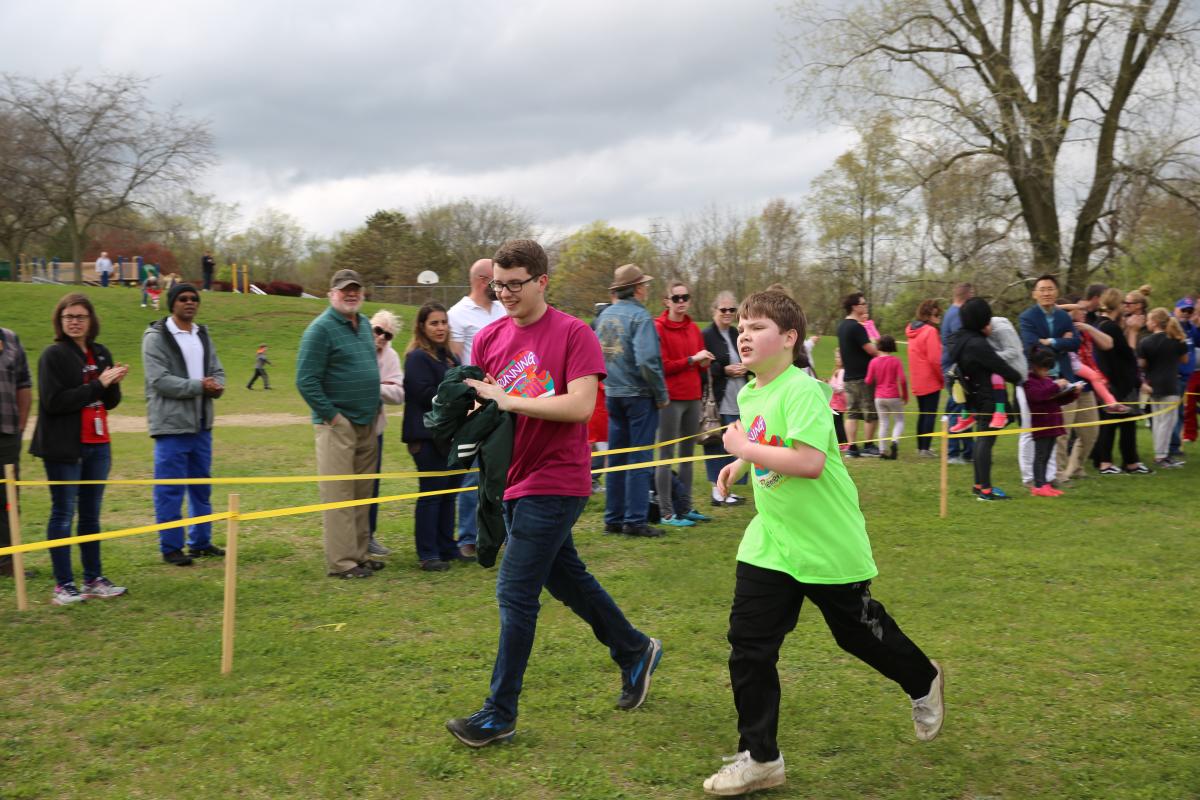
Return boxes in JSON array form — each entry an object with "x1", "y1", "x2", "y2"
[
  {"x1": 904, "y1": 299, "x2": 945, "y2": 457},
  {"x1": 654, "y1": 282, "x2": 714, "y2": 527}
]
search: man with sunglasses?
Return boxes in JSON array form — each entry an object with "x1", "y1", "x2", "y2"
[
  {"x1": 142, "y1": 283, "x2": 227, "y2": 567},
  {"x1": 296, "y1": 269, "x2": 382, "y2": 579},
  {"x1": 446, "y1": 240, "x2": 662, "y2": 748},
  {"x1": 447, "y1": 258, "x2": 507, "y2": 560}
]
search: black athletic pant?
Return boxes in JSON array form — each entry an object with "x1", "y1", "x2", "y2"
[
  {"x1": 832, "y1": 411, "x2": 847, "y2": 446},
  {"x1": 1032, "y1": 437, "x2": 1054, "y2": 487},
  {"x1": 1092, "y1": 400, "x2": 1140, "y2": 467},
  {"x1": 727, "y1": 561, "x2": 938, "y2": 763},
  {"x1": 971, "y1": 418, "x2": 996, "y2": 489},
  {"x1": 247, "y1": 368, "x2": 270, "y2": 389},
  {"x1": 915, "y1": 392, "x2": 940, "y2": 451}
]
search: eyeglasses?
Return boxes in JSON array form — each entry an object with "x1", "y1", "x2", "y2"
[
  {"x1": 669, "y1": 294, "x2": 691, "y2": 303},
  {"x1": 175, "y1": 295, "x2": 199, "y2": 303},
  {"x1": 488, "y1": 276, "x2": 538, "y2": 294},
  {"x1": 61, "y1": 313, "x2": 90, "y2": 322},
  {"x1": 717, "y1": 307, "x2": 737, "y2": 314},
  {"x1": 372, "y1": 326, "x2": 393, "y2": 341}
]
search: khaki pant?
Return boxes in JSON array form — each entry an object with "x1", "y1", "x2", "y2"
[
  {"x1": 315, "y1": 417, "x2": 378, "y2": 573},
  {"x1": 1054, "y1": 397, "x2": 1078, "y2": 479},
  {"x1": 1064, "y1": 398, "x2": 1099, "y2": 478}
]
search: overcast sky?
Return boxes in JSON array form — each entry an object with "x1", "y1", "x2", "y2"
[{"x1": 3, "y1": 0, "x2": 854, "y2": 239}]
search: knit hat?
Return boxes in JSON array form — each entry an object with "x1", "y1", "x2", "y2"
[
  {"x1": 168, "y1": 282, "x2": 200, "y2": 311},
  {"x1": 959, "y1": 297, "x2": 993, "y2": 332}
]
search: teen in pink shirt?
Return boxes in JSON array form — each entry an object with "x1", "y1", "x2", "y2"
[{"x1": 865, "y1": 335, "x2": 908, "y2": 460}]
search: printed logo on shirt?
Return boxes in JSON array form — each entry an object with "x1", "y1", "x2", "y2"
[
  {"x1": 747, "y1": 414, "x2": 785, "y2": 488},
  {"x1": 496, "y1": 350, "x2": 556, "y2": 398}
]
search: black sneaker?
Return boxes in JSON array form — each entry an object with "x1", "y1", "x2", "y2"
[
  {"x1": 163, "y1": 549, "x2": 194, "y2": 567},
  {"x1": 187, "y1": 544, "x2": 225, "y2": 558},
  {"x1": 360, "y1": 559, "x2": 386, "y2": 571},
  {"x1": 420, "y1": 559, "x2": 451, "y2": 572},
  {"x1": 621, "y1": 523, "x2": 665, "y2": 538},
  {"x1": 846, "y1": 446, "x2": 862, "y2": 458},
  {"x1": 1124, "y1": 464, "x2": 1154, "y2": 475},
  {"x1": 328, "y1": 565, "x2": 373, "y2": 579},
  {"x1": 446, "y1": 709, "x2": 516, "y2": 748},
  {"x1": 861, "y1": 444, "x2": 882, "y2": 457},
  {"x1": 617, "y1": 637, "x2": 663, "y2": 710},
  {"x1": 604, "y1": 522, "x2": 624, "y2": 534}
]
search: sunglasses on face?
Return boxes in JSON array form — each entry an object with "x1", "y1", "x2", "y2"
[
  {"x1": 669, "y1": 294, "x2": 690, "y2": 303},
  {"x1": 717, "y1": 307, "x2": 737, "y2": 314},
  {"x1": 373, "y1": 326, "x2": 393, "y2": 341}
]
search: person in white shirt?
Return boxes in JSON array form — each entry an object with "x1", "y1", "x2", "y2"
[
  {"x1": 446, "y1": 258, "x2": 506, "y2": 559},
  {"x1": 95, "y1": 252, "x2": 113, "y2": 287}
]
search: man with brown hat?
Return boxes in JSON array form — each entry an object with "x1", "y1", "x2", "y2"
[
  {"x1": 594, "y1": 264, "x2": 669, "y2": 537},
  {"x1": 296, "y1": 269, "x2": 382, "y2": 578}
]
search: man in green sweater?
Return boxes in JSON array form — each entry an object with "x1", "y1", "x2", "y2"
[{"x1": 296, "y1": 269, "x2": 382, "y2": 579}]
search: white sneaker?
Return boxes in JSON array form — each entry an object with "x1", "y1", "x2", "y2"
[
  {"x1": 52, "y1": 582, "x2": 87, "y2": 606},
  {"x1": 703, "y1": 751, "x2": 785, "y2": 796},
  {"x1": 912, "y1": 659, "x2": 945, "y2": 741},
  {"x1": 82, "y1": 576, "x2": 128, "y2": 599}
]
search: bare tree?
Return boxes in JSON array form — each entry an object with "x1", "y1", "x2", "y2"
[
  {"x1": 414, "y1": 197, "x2": 538, "y2": 276},
  {"x1": 784, "y1": 0, "x2": 1199, "y2": 291},
  {"x1": 0, "y1": 111, "x2": 57, "y2": 275},
  {"x1": 0, "y1": 71, "x2": 215, "y2": 283}
]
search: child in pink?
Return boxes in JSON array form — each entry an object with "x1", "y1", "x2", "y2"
[
  {"x1": 865, "y1": 334, "x2": 908, "y2": 460},
  {"x1": 829, "y1": 348, "x2": 848, "y2": 451},
  {"x1": 1023, "y1": 348, "x2": 1080, "y2": 496}
]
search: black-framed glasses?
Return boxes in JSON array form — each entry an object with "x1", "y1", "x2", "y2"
[
  {"x1": 60, "y1": 313, "x2": 90, "y2": 322},
  {"x1": 175, "y1": 295, "x2": 200, "y2": 303},
  {"x1": 717, "y1": 307, "x2": 737, "y2": 314},
  {"x1": 488, "y1": 276, "x2": 538, "y2": 294},
  {"x1": 373, "y1": 326, "x2": 393, "y2": 341},
  {"x1": 670, "y1": 293, "x2": 691, "y2": 303}
]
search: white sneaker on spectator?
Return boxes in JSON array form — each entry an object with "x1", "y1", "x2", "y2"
[{"x1": 82, "y1": 576, "x2": 127, "y2": 599}]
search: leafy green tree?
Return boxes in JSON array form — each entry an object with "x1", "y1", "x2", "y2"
[
  {"x1": 414, "y1": 198, "x2": 537, "y2": 274},
  {"x1": 334, "y1": 209, "x2": 456, "y2": 289},
  {"x1": 551, "y1": 222, "x2": 658, "y2": 316}
]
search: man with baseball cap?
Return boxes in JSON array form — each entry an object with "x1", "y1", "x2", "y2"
[
  {"x1": 296, "y1": 269, "x2": 383, "y2": 578},
  {"x1": 142, "y1": 282, "x2": 227, "y2": 566},
  {"x1": 1173, "y1": 298, "x2": 1199, "y2": 449},
  {"x1": 594, "y1": 263, "x2": 669, "y2": 537}
]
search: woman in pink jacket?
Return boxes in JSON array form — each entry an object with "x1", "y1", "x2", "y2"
[{"x1": 904, "y1": 299, "x2": 945, "y2": 457}]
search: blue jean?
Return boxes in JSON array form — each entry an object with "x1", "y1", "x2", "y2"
[
  {"x1": 410, "y1": 441, "x2": 461, "y2": 561},
  {"x1": 484, "y1": 495, "x2": 649, "y2": 722},
  {"x1": 704, "y1": 413, "x2": 749, "y2": 485},
  {"x1": 604, "y1": 395, "x2": 659, "y2": 526},
  {"x1": 100, "y1": 271, "x2": 110, "y2": 287},
  {"x1": 456, "y1": 466, "x2": 479, "y2": 547},
  {"x1": 154, "y1": 431, "x2": 214, "y2": 553},
  {"x1": 944, "y1": 397, "x2": 974, "y2": 459},
  {"x1": 44, "y1": 444, "x2": 111, "y2": 586}
]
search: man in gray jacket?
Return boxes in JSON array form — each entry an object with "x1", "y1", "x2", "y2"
[
  {"x1": 142, "y1": 283, "x2": 226, "y2": 566},
  {"x1": 594, "y1": 264, "x2": 669, "y2": 537}
]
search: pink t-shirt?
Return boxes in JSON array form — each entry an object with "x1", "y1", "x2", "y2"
[
  {"x1": 865, "y1": 354, "x2": 908, "y2": 400},
  {"x1": 472, "y1": 305, "x2": 606, "y2": 500}
]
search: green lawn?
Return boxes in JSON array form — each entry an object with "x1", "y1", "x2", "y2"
[{"x1": 1, "y1": 285, "x2": 1196, "y2": 799}]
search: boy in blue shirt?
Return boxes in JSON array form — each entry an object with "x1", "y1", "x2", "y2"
[{"x1": 703, "y1": 291, "x2": 944, "y2": 796}]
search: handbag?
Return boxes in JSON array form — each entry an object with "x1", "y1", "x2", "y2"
[{"x1": 697, "y1": 372, "x2": 723, "y2": 445}]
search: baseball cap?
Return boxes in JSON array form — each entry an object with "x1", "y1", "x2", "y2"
[
  {"x1": 330, "y1": 269, "x2": 364, "y2": 290},
  {"x1": 1175, "y1": 297, "x2": 1195, "y2": 311}
]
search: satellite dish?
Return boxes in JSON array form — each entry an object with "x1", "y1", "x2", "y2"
[{"x1": 417, "y1": 270, "x2": 439, "y2": 285}]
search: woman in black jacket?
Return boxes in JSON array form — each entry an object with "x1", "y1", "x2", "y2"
[
  {"x1": 30, "y1": 293, "x2": 129, "y2": 605},
  {"x1": 1091, "y1": 288, "x2": 1150, "y2": 474},
  {"x1": 402, "y1": 302, "x2": 462, "y2": 571},
  {"x1": 946, "y1": 297, "x2": 1024, "y2": 501},
  {"x1": 701, "y1": 292, "x2": 748, "y2": 506}
]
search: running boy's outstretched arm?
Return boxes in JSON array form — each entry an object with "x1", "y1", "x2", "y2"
[{"x1": 721, "y1": 419, "x2": 826, "y2": 480}]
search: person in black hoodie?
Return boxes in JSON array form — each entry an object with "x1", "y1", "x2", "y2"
[
  {"x1": 946, "y1": 297, "x2": 1024, "y2": 501},
  {"x1": 402, "y1": 302, "x2": 463, "y2": 571},
  {"x1": 30, "y1": 293, "x2": 129, "y2": 605}
]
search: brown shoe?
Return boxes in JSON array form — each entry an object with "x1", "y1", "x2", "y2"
[
  {"x1": 328, "y1": 565, "x2": 373, "y2": 579},
  {"x1": 458, "y1": 544, "x2": 477, "y2": 559}
]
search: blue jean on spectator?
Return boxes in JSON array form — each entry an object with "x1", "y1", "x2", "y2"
[
  {"x1": 483, "y1": 495, "x2": 649, "y2": 723},
  {"x1": 944, "y1": 397, "x2": 974, "y2": 459},
  {"x1": 604, "y1": 395, "x2": 659, "y2": 526},
  {"x1": 369, "y1": 434, "x2": 384, "y2": 535},
  {"x1": 704, "y1": 413, "x2": 749, "y2": 485},
  {"x1": 1170, "y1": 376, "x2": 1187, "y2": 456},
  {"x1": 456, "y1": 466, "x2": 479, "y2": 548},
  {"x1": 154, "y1": 431, "x2": 214, "y2": 554},
  {"x1": 410, "y1": 441, "x2": 461, "y2": 561},
  {"x1": 100, "y1": 271, "x2": 110, "y2": 287},
  {"x1": 44, "y1": 444, "x2": 111, "y2": 586}
]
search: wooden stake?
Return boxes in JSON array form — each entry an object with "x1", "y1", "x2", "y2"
[
  {"x1": 939, "y1": 419, "x2": 949, "y2": 519},
  {"x1": 220, "y1": 493, "x2": 240, "y2": 675},
  {"x1": 5, "y1": 464, "x2": 28, "y2": 611}
]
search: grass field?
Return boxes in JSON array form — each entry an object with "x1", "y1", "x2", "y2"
[{"x1": 1, "y1": 284, "x2": 1197, "y2": 799}]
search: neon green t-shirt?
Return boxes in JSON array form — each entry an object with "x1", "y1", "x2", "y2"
[{"x1": 735, "y1": 366, "x2": 878, "y2": 584}]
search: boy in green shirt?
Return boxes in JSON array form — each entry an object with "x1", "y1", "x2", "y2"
[{"x1": 703, "y1": 291, "x2": 944, "y2": 797}]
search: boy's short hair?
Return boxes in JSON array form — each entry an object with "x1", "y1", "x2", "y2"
[
  {"x1": 738, "y1": 290, "x2": 807, "y2": 362},
  {"x1": 841, "y1": 292, "x2": 865, "y2": 314},
  {"x1": 492, "y1": 239, "x2": 548, "y2": 278},
  {"x1": 878, "y1": 334, "x2": 896, "y2": 352},
  {"x1": 1034, "y1": 273, "x2": 1059, "y2": 288},
  {"x1": 1030, "y1": 347, "x2": 1057, "y2": 369}
]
